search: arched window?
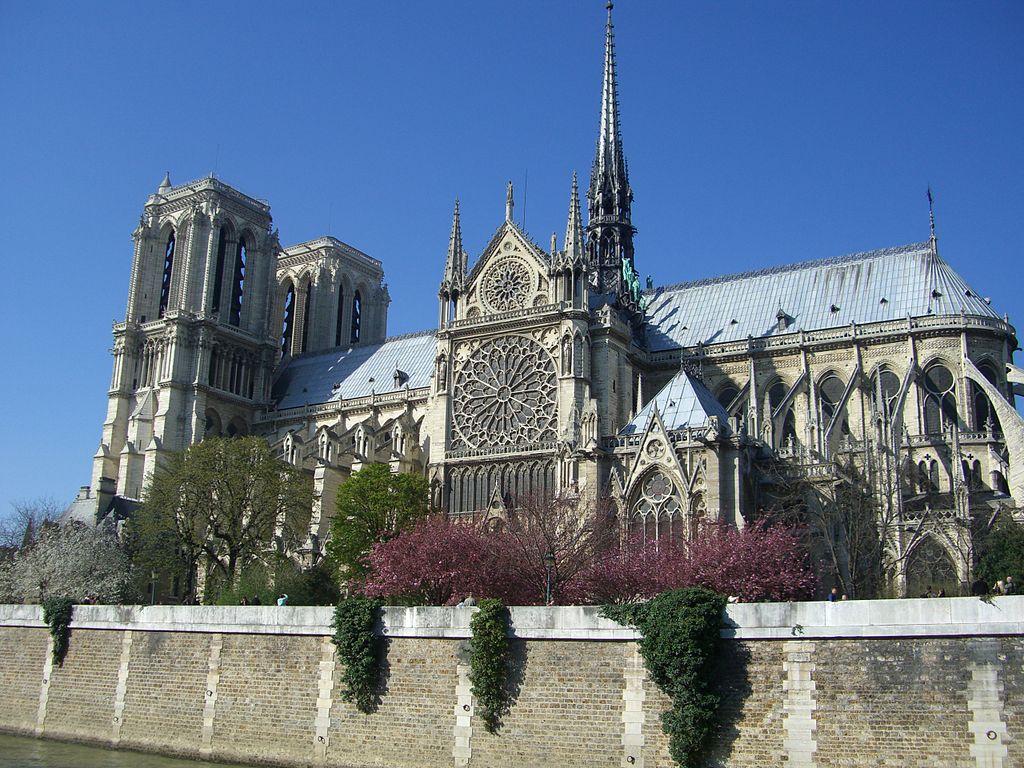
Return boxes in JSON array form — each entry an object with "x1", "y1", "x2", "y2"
[
  {"x1": 229, "y1": 237, "x2": 247, "y2": 327},
  {"x1": 158, "y1": 230, "x2": 176, "y2": 318},
  {"x1": 818, "y1": 373, "x2": 848, "y2": 435},
  {"x1": 350, "y1": 290, "x2": 362, "y2": 343},
  {"x1": 300, "y1": 285, "x2": 312, "y2": 353},
  {"x1": 768, "y1": 380, "x2": 798, "y2": 448},
  {"x1": 334, "y1": 285, "x2": 345, "y2": 347},
  {"x1": 280, "y1": 283, "x2": 295, "y2": 356},
  {"x1": 905, "y1": 537, "x2": 958, "y2": 597},
  {"x1": 210, "y1": 228, "x2": 227, "y2": 314},
  {"x1": 870, "y1": 367, "x2": 901, "y2": 418},
  {"x1": 972, "y1": 363, "x2": 1002, "y2": 434},
  {"x1": 630, "y1": 469, "x2": 683, "y2": 545},
  {"x1": 922, "y1": 363, "x2": 957, "y2": 434},
  {"x1": 716, "y1": 384, "x2": 739, "y2": 412}
]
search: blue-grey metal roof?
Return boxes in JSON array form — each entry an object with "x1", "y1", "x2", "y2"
[
  {"x1": 621, "y1": 369, "x2": 730, "y2": 435},
  {"x1": 645, "y1": 242, "x2": 1000, "y2": 352},
  {"x1": 273, "y1": 331, "x2": 436, "y2": 409}
]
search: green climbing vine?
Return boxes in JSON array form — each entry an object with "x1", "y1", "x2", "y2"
[
  {"x1": 41, "y1": 597, "x2": 74, "y2": 667},
  {"x1": 603, "y1": 588, "x2": 726, "y2": 768},
  {"x1": 331, "y1": 595, "x2": 385, "y2": 713},
  {"x1": 468, "y1": 598, "x2": 511, "y2": 733}
]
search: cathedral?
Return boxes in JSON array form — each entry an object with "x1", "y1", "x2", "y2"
[{"x1": 77, "y1": 5, "x2": 1023, "y2": 597}]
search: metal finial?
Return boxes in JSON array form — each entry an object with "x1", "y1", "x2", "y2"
[{"x1": 927, "y1": 185, "x2": 937, "y2": 254}]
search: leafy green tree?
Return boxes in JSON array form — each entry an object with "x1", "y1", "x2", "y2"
[
  {"x1": 976, "y1": 515, "x2": 1024, "y2": 589},
  {"x1": 327, "y1": 463, "x2": 429, "y2": 580},
  {"x1": 126, "y1": 437, "x2": 312, "y2": 601}
]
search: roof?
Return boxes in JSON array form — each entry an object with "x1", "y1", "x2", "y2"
[
  {"x1": 621, "y1": 369, "x2": 730, "y2": 435},
  {"x1": 644, "y1": 242, "x2": 1000, "y2": 352},
  {"x1": 272, "y1": 331, "x2": 436, "y2": 410}
]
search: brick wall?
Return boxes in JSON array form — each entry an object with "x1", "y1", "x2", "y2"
[{"x1": 0, "y1": 599, "x2": 1021, "y2": 767}]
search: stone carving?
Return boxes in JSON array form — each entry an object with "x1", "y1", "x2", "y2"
[
  {"x1": 451, "y1": 336, "x2": 557, "y2": 451},
  {"x1": 482, "y1": 258, "x2": 531, "y2": 312}
]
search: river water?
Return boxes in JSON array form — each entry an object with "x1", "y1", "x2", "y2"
[{"x1": 0, "y1": 734, "x2": 255, "y2": 768}]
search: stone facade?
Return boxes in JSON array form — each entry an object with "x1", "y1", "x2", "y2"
[
  {"x1": 1, "y1": 600, "x2": 1023, "y2": 767},
  {"x1": 76, "y1": 5, "x2": 1023, "y2": 596}
]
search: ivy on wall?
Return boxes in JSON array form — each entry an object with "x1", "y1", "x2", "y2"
[
  {"x1": 468, "y1": 598, "x2": 511, "y2": 732},
  {"x1": 603, "y1": 588, "x2": 726, "y2": 768},
  {"x1": 331, "y1": 595, "x2": 385, "y2": 713},
  {"x1": 41, "y1": 597, "x2": 74, "y2": 666}
]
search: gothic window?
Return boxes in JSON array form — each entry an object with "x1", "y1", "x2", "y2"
[
  {"x1": 630, "y1": 469, "x2": 683, "y2": 545},
  {"x1": 870, "y1": 367, "x2": 901, "y2": 418},
  {"x1": 301, "y1": 285, "x2": 312, "y2": 353},
  {"x1": 689, "y1": 492, "x2": 707, "y2": 538},
  {"x1": 769, "y1": 379, "x2": 798, "y2": 448},
  {"x1": 158, "y1": 230, "x2": 175, "y2": 318},
  {"x1": 905, "y1": 537, "x2": 958, "y2": 598},
  {"x1": 972, "y1": 363, "x2": 1002, "y2": 434},
  {"x1": 922, "y1": 363, "x2": 957, "y2": 435},
  {"x1": 350, "y1": 290, "x2": 362, "y2": 344},
  {"x1": 281, "y1": 283, "x2": 295, "y2": 356},
  {"x1": 334, "y1": 285, "x2": 345, "y2": 347},
  {"x1": 716, "y1": 384, "x2": 739, "y2": 412},
  {"x1": 818, "y1": 373, "x2": 849, "y2": 435},
  {"x1": 229, "y1": 237, "x2": 247, "y2": 326},
  {"x1": 451, "y1": 336, "x2": 557, "y2": 452},
  {"x1": 208, "y1": 347, "x2": 219, "y2": 386},
  {"x1": 210, "y1": 228, "x2": 227, "y2": 314},
  {"x1": 768, "y1": 380, "x2": 788, "y2": 415}
]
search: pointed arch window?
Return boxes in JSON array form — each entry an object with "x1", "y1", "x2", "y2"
[
  {"x1": 818, "y1": 373, "x2": 849, "y2": 436},
  {"x1": 922, "y1": 363, "x2": 957, "y2": 435},
  {"x1": 229, "y1": 237, "x2": 247, "y2": 327},
  {"x1": 280, "y1": 283, "x2": 295, "y2": 356},
  {"x1": 870, "y1": 367, "x2": 901, "y2": 418},
  {"x1": 210, "y1": 228, "x2": 227, "y2": 314},
  {"x1": 630, "y1": 469, "x2": 683, "y2": 545},
  {"x1": 350, "y1": 290, "x2": 362, "y2": 344},
  {"x1": 972, "y1": 363, "x2": 1002, "y2": 434},
  {"x1": 334, "y1": 285, "x2": 345, "y2": 347},
  {"x1": 301, "y1": 285, "x2": 312, "y2": 353},
  {"x1": 158, "y1": 230, "x2": 176, "y2": 318}
]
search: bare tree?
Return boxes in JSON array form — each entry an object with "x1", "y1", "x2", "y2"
[{"x1": 0, "y1": 497, "x2": 63, "y2": 552}]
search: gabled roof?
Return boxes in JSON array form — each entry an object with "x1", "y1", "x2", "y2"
[
  {"x1": 644, "y1": 242, "x2": 1001, "y2": 352},
  {"x1": 621, "y1": 369, "x2": 730, "y2": 435},
  {"x1": 272, "y1": 331, "x2": 436, "y2": 410}
]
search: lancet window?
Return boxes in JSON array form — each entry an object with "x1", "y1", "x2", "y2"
[
  {"x1": 817, "y1": 373, "x2": 849, "y2": 436},
  {"x1": 158, "y1": 230, "x2": 176, "y2": 318},
  {"x1": 629, "y1": 469, "x2": 684, "y2": 545},
  {"x1": 229, "y1": 237, "x2": 247, "y2": 327},
  {"x1": 350, "y1": 290, "x2": 362, "y2": 343},
  {"x1": 210, "y1": 228, "x2": 228, "y2": 314},
  {"x1": 334, "y1": 285, "x2": 345, "y2": 347},
  {"x1": 870, "y1": 367, "x2": 901, "y2": 418},
  {"x1": 922, "y1": 363, "x2": 957, "y2": 435},
  {"x1": 972, "y1": 362, "x2": 1002, "y2": 434},
  {"x1": 281, "y1": 283, "x2": 295, "y2": 356}
]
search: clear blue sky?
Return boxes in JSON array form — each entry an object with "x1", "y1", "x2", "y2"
[{"x1": 1, "y1": 1, "x2": 1021, "y2": 518}]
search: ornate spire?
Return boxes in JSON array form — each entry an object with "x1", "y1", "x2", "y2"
[
  {"x1": 586, "y1": 2, "x2": 639, "y2": 312},
  {"x1": 441, "y1": 199, "x2": 464, "y2": 292},
  {"x1": 564, "y1": 172, "x2": 585, "y2": 266},
  {"x1": 593, "y1": 1, "x2": 629, "y2": 212}
]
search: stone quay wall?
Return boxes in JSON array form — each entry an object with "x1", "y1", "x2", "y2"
[{"x1": 0, "y1": 598, "x2": 1022, "y2": 767}]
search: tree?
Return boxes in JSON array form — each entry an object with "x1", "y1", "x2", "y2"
[
  {"x1": 126, "y1": 436, "x2": 312, "y2": 601},
  {"x1": 326, "y1": 464, "x2": 430, "y2": 580},
  {"x1": 0, "y1": 497, "x2": 63, "y2": 552},
  {"x1": 0, "y1": 521, "x2": 131, "y2": 604},
  {"x1": 493, "y1": 494, "x2": 616, "y2": 604},
  {"x1": 573, "y1": 521, "x2": 816, "y2": 604},
  {"x1": 975, "y1": 515, "x2": 1024, "y2": 589},
  {"x1": 362, "y1": 515, "x2": 504, "y2": 604}
]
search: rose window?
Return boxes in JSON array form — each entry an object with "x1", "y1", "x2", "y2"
[
  {"x1": 482, "y1": 258, "x2": 531, "y2": 312},
  {"x1": 451, "y1": 336, "x2": 557, "y2": 451}
]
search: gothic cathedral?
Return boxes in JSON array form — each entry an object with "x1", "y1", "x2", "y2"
[{"x1": 79, "y1": 5, "x2": 1024, "y2": 597}]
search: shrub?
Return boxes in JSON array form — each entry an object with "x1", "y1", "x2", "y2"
[
  {"x1": 41, "y1": 596, "x2": 75, "y2": 666},
  {"x1": 331, "y1": 595, "x2": 385, "y2": 713},
  {"x1": 604, "y1": 588, "x2": 726, "y2": 768},
  {"x1": 469, "y1": 598, "x2": 511, "y2": 732}
]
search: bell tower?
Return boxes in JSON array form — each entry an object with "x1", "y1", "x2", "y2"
[{"x1": 91, "y1": 174, "x2": 280, "y2": 514}]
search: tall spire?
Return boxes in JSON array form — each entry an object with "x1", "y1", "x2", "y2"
[
  {"x1": 587, "y1": 1, "x2": 639, "y2": 311},
  {"x1": 594, "y1": 1, "x2": 628, "y2": 206},
  {"x1": 565, "y1": 172, "x2": 585, "y2": 266},
  {"x1": 927, "y1": 185, "x2": 938, "y2": 255},
  {"x1": 442, "y1": 199, "x2": 464, "y2": 292}
]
